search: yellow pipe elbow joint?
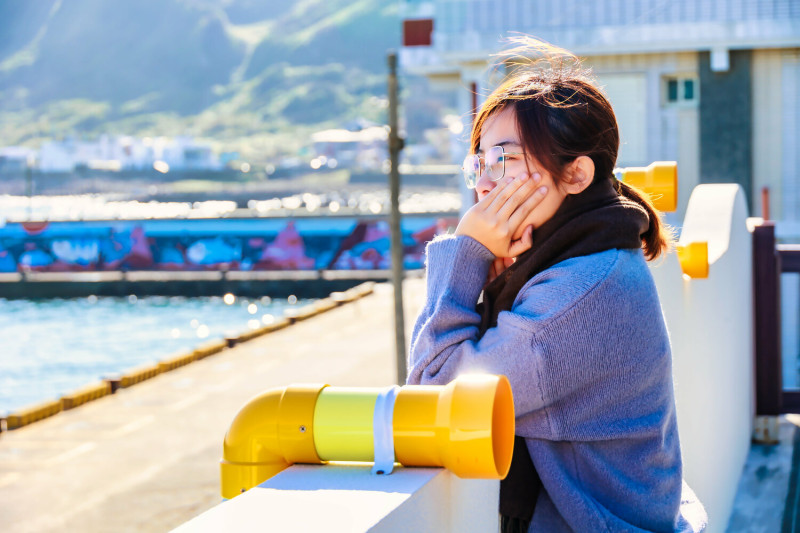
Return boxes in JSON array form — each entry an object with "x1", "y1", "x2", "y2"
[
  {"x1": 220, "y1": 374, "x2": 514, "y2": 499},
  {"x1": 220, "y1": 384, "x2": 325, "y2": 499},
  {"x1": 677, "y1": 241, "x2": 709, "y2": 278},
  {"x1": 616, "y1": 161, "x2": 678, "y2": 213}
]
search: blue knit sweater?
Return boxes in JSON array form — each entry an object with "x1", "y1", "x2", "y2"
[{"x1": 407, "y1": 235, "x2": 707, "y2": 532}]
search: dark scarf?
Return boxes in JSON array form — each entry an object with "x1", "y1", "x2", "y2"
[{"x1": 481, "y1": 177, "x2": 651, "y2": 528}]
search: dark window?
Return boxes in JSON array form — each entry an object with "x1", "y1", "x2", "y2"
[
  {"x1": 667, "y1": 79, "x2": 679, "y2": 102},
  {"x1": 684, "y1": 79, "x2": 695, "y2": 100},
  {"x1": 663, "y1": 76, "x2": 698, "y2": 106}
]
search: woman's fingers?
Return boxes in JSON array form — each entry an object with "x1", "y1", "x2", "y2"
[
  {"x1": 495, "y1": 173, "x2": 542, "y2": 218},
  {"x1": 507, "y1": 184, "x2": 548, "y2": 230},
  {"x1": 486, "y1": 173, "x2": 532, "y2": 213},
  {"x1": 455, "y1": 171, "x2": 545, "y2": 257},
  {"x1": 487, "y1": 256, "x2": 513, "y2": 285},
  {"x1": 479, "y1": 174, "x2": 514, "y2": 206},
  {"x1": 507, "y1": 225, "x2": 534, "y2": 257}
]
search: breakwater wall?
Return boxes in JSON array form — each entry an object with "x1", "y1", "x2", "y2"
[
  {"x1": 0, "y1": 214, "x2": 452, "y2": 297},
  {"x1": 0, "y1": 269, "x2": 403, "y2": 299}
]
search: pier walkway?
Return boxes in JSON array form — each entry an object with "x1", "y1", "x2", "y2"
[
  {"x1": 1, "y1": 274, "x2": 797, "y2": 532},
  {"x1": 0, "y1": 279, "x2": 426, "y2": 533}
]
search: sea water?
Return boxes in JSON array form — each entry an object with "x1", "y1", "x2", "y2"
[{"x1": 0, "y1": 294, "x2": 310, "y2": 413}]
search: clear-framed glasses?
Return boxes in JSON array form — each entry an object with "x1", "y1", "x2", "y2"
[{"x1": 461, "y1": 145, "x2": 525, "y2": 189}]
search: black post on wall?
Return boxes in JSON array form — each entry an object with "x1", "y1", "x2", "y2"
[
  {"x1": 387, "y1": 51, "x2": 407, "y2": 385},
  {"x1": 753, "y1": 222, "x2": 782, "y2": 415}
]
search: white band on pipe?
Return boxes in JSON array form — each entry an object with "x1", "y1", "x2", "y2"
[{"x1": 371, "y1": 385, "x2": 400, "y2": 475}]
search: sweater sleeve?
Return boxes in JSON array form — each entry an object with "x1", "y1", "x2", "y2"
[{"x1": 407, "y1": 234, "x2": 554, "y2": 428}]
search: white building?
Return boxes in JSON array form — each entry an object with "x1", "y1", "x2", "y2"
[
  {"x1": 38, "y1": 140, "x2": 75, "y2": 173},
  {"x1": 157, "y1": 136, "x2": 221, "y2": 171},
  {"x1": 311, "y1": 126, "x2": 389, "y2": 171},
  {"x1": 36, "y1": 135, "x2": 221, "y2": 173},
  {"x1": 399, "y1": 0, "x2": 800, "y2": 233}
]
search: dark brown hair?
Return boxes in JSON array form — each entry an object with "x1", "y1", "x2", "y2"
[{"x1": 470, "y1": 39, "x2": 673, "y2": 260}]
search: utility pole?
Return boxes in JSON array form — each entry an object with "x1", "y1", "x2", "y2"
[
  {"x1": 26, "y1": 155, "x2": 34, "y2": 220},
  {"x1": 387, "y1": 52, "x2": 407, "y2": 385}
]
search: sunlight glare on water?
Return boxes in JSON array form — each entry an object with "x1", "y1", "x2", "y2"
[{"x1": 0, "y1": 294, "x2": 309, "y2": 413}]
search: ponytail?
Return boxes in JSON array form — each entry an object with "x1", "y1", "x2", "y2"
[{"x1": 614, "y1": 179, "x2": 675, "y2": 261}]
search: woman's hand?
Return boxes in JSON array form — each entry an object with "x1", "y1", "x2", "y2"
[
  {"x1": 487, "y1": 256, "x2": 515, "y2": 285},
  {"x1": 455, "y1": 172, "x2": 548, "y2": 258}
]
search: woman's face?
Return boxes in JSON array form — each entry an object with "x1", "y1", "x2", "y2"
[{"x1": 475, "y1": 106, "x2": 568, "y2": 240}]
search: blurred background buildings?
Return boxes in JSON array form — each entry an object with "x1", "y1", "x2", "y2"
[{"x1": 400, "y1": 0, "x2": 800, "y2": 236}]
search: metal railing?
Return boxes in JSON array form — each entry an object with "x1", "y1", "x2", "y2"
[{"x1": 753, "y1": 221, "x2": 800, "y2": 414}]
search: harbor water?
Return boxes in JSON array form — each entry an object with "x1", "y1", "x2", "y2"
[{"x1": 0, "y1": 294, "x2": 310, "y2": 414}]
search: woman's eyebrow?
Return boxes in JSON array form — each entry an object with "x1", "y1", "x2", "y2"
[
  {"x1": 477, "y1": 140, "x2": 521, "y2": 153},
  {"x1": 496, "y1": 140, "x2": 521, "y2": 148}
]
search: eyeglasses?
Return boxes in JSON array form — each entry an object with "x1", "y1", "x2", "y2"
[{"x1": 462, "y1": 146, "x2": 525, "y2": 189}]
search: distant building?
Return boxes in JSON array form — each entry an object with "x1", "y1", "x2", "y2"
[
  {"x1": 0, "y1": 147, "x2": 35, "y2": 175},
  {"x1": 158, "y1": 136, "x2": 221, "y2": 171},
  {"x1": 38, "y1": 141, "x2": 74, "y2": 173},
  {"x1": 311, "y1": 126, "x2": 389, "y2": 171},
  {"x1": 400, "y1": 0, "x2": 800, "y2": 234},
  {"x1": 35, "y1": 135, "x2": 221, "y2": 173}
]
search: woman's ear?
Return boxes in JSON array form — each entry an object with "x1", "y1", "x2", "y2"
[{"x1": 562, "y1": 156, "x2": 595, "y2": 194}]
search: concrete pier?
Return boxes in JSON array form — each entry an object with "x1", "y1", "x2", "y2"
[
  {"x1": 0, "y1": 269, "x2": 397, "y2": 299},
  {"x1": 0, "y1": 279, "x2": 426, "y2": 533}
]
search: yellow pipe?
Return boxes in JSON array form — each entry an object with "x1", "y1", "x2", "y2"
[
  {"x1": 394, "y1": 374, "x2": 514, "y2": 479},
  {"x1": 313, "y1": 388, "x2": 384, "y2": 461},
  {"x1": 220, "y1": 374, "x2": 514, "y2": 499},
  {"x1": 617, "y1": 161, "x2": 678, "y2": 213}
]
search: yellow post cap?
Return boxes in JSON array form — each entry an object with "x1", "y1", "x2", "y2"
[
  {"x1": 617, "y1": 161, "x2": 678, "y2": 213},
  {"x1": 677, "y1": 241, "x2": 709, "y2": 278}
]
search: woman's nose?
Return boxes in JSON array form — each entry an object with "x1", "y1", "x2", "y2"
[{"x1": 475, "y1": 174, "x2": 497, "y2": 199}]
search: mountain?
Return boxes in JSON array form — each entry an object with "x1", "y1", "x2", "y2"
[{"x1": 0, "y1": 0, "x2": 403, "y2": 160}]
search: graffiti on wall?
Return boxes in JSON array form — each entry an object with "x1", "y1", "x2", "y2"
[{"x1": 0, "y1": 217, "x2": 456, "y2": 273}]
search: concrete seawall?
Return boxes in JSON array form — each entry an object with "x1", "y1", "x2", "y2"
[
  {"x1": 0, "y1": 270, "x2": 403, "y2": 299},
  {"x1": 0, "y1": 278, "x2": 426, "y2": 533}
]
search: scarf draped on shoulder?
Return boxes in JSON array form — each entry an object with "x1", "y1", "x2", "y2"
[{"x1": 485, "y1": 176, "x2": 651, "y2": 525}]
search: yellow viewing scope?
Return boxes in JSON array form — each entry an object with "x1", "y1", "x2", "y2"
[
  {"x1": 614, "y1": 161, "x2": 678, "y2": 213},
  {"x1": 220, "y1": 374, "x2": 515, "y2": 499}
]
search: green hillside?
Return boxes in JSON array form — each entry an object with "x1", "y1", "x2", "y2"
[{"x1": 0, "y1": 0, "x2": 401, "y2": 162}]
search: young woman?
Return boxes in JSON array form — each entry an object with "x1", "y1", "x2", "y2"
[{"x1": 406, "y1": 42, "x2": 707, "y2": 532}]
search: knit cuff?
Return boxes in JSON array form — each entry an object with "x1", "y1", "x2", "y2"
[{"x1": 425, "y1": 234, "x2": 494, "y2": 308}]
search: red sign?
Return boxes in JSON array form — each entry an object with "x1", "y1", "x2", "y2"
[{"x1": 403, "y1": 19, "x2": 433, "y2": 47}]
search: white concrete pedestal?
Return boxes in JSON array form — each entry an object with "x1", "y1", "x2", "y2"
[{"x1": 173, "y1": 464, "x2": 499, "y2": 533}]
